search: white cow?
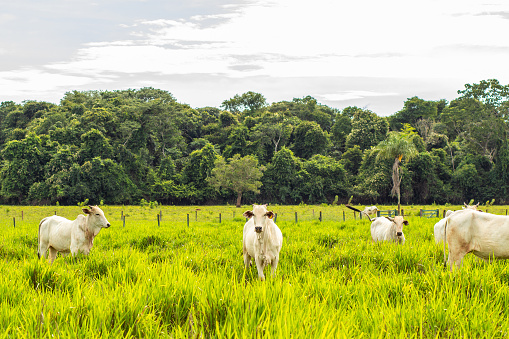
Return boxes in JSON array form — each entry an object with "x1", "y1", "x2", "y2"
[
  {"x1": 346, "y1": 204, "x2": 378, "y2": 218},
  {"x1": 434, "y1": 203, "x2": 480, "y2": 244},
  {"x1": 345, "y1": 205, "x2": 407, "y2": 243},
  {"x1": 242, "y1": 204, "x2": 283, "y2": 280},
  {"x1": 38, "y1": 205, "x2": 111, "y2": 263},
  {"x1": 444, "y1": 208, "x2": 509, "y2": 269},
  {"x1": 370, "y1": 216, "x2": 408, "y2": 244},
  {"x1": 362, "y1": 206, "x2": 379, "y2": 217}
]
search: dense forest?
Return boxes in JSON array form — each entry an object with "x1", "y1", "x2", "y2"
[{"x1": 1, "y1": 79, "x2": 508, "y2": 206}]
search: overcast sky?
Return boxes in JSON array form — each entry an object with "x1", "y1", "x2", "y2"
[{"x1": 1, "y1": 0, "x2": 509, "y2": 116}]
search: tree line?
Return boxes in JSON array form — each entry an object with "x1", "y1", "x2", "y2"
[{"x1": 1, "y1": 79, "x2": 508, "y2": 206}]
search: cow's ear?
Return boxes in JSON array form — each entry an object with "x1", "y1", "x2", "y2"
[
  {"x1": 82, "y1": 208, "x2": 91, "y2": 215},
  {"x1": 403, "y1": 220, "x2": 409, "y2": 226},
  {"x1": 243, "y1": 210, "x2": 254, "y2": 218},
  {"x1": 265, "y1": 211, "x2": 275, "y2": 219}
]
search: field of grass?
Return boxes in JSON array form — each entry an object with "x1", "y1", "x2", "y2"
[{"x1": 1, "y1": 204, "x2": 509, "y2": 338}]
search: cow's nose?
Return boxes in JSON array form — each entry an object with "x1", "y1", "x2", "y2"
[
  {"x1": 106, "y1": 223, "x2": 111, "y2": 228},
  {"x1": 396, "y1": 232, "x2": 402, "y2": 236},
  {"x1": 255, "y1": 226, "x2": 262, "y2": 233}
]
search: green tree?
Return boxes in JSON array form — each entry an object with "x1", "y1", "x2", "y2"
[
  {"x1": 374, "y1": 132, "x2": 418, "y2": 213},
  {"x1": 342, "y1": 145, "x2": 363, "y2": 176},
  {"x1": 389, "y1": 97, "x2": 439, "y2": 131},
  {"x1": 457, "y1": 79, "x2": 509, "y2": 113},
  {"x1": 79, "y1": 129, "x2": 113, "y2": 163},
  {"x1": 208, "y1": 154, "x2": 265, "y2": 207},
  {"x1": 222, "y1": 125, "x2": 249, "y2": 159},
  {"x1": 268, "y1": 96, "x2": 335, "y2": 131},
  {"x1": 261, "y1": 147, "x2": 302, "y2": 204},
  {"x1": 345, "y1": 109, "x2": 388, "y2": 151},
  {"x1": 353, "y1": 149, "x2": 392, "y2": 203},
  {"x1": 221, "y1": 91, "x2": 267, "y2": 115},
  {"x1": 251, "y1": 111, "x2": 296, "y2": 158},
  {"x1": 181, "y1": 143, "x2": 218, "y2": 203},
  {"x1": 331, "y1": 110, "x2": 353, "y2": 151},
  {"x1": 0, "y1": 132, "x2": 51, "y2": 202},
  {"x1": 301, "y1": 155, "x2": 349, "y2": 203},
  {"x1": 291, "y1": 121, "x2": 329, "y2": 159}
]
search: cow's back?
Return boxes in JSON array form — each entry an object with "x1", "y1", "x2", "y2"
[
  {"x1": 371, "y1": 217, "x2": 391, "y2": 241},
  {"x1": 448, "y1": 209, "x2": 509, "y2": 259},
  {"x1": 243, "y1": 217, "x2": 255, "y2": 236},
  {"x1": 243, "y1": 218, "x2": 255, "y2": 254},
  {"x1": 269, "y1": 220, "x2": 283, "y2": 249},
  {"x1": 434, "y1": 218, "x2": 447, "y2": 243},
  {"x1": 43, "y1": 216, "x2": 74, "y2": 251}
]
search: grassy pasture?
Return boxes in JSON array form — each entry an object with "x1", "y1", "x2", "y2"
[{"x1": 1, "y1": 204, "x2": 509, "y2": 338}]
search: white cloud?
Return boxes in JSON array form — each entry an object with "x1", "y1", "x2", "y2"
[
  {"x1": 0, "y1": 68, "x2": 103, "y2": 103},
  {"x1": 39, "y1": 0, "x2": 509, "y2": 81},
  {"x1": 318, "y1": 91, "x2": 399, "y2": 102},
  {"x1": 2, "y1": 0, "x2": 509, "y2": 112}
]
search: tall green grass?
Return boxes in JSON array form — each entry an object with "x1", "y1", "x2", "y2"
[{"x1": 0, "y1": 205, "x2": 508, "y2": 337}]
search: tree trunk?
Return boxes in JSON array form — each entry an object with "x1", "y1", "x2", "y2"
[
  {"x1": 236, "y1": 191, "x2": 243, "y2": 208},
  {"x1": 391, "y1": 156, "x2": 402, "y2": 215}
]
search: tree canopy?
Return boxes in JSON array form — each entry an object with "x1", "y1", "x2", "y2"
[{"x1": 1, "y1": 81, "x2": 509, "y2": 206}]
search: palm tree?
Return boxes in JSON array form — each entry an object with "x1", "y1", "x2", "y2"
[{"x1": 374, "y1": 132, "x2": 418, "y2": 214}]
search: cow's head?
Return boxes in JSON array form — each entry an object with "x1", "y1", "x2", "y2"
[
  {"x1": 83, "y1": 205, "x2": 111, "y2": 229},
  {"x1": 463, "y1": 202, "x2": 480, "y2": 211},
  {"x1": 243, "y1": 204, "x2": 275, "y2": 233},
  {"x1": 386, "y1": 216, "x2": 408, "y2": 238}
]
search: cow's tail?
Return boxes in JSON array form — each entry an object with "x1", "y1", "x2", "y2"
[
  {"x1": 38, "y1": 217, "x2": 47, "y2": 259},
  {"x1": 443, "y1": 217, "x2": 448, "y2": 268},
  {"x1": 345, "y1": 205, "x2": 373, "y2": 222}
]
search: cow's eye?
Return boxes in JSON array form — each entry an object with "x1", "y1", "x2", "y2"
[{"x1": 95, "y1": 213, "x2": 100, "y2": 216}]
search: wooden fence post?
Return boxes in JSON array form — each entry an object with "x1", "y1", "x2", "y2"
[
  {"x1": 420, "y1": 209, "x2": 423, "y2": 217},
  {"x1": 295, "y1": 212, "x2": 298, "y2": 223},
  {"x1": 157, "y1": 214, "x2": 160, "y2": 227},
  {"x1": 123, "y1": 216, "x2": 126, "y2": 228},
  {"x1": 219, "y1": 213, "x2": 222, "y2": 223},
  {"x1": 13, "y1": 217, "x2": 15, "y2": 228},
  {"x1": 274, "y1": 213, "x2": 278, "y2": 223},
  {"x1": 343, "y1": 210, "x2": 345, "y2": 221},
  {"x1": 187, "y1": 214, "x2": 190, "y2": 227},
  {"x1": 319, "y1": 211, "x2": 322, "y2": 222}
]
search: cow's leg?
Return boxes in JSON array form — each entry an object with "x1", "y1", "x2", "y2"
[
  {"x1": 255, "y1": 257, "x2": 265, "y2": 281},
  {"x1": 38, "y1": 242, "x2": 49, "y2": 259},
  {"x1": 271, "y1": 255, "x2": 279, "y2": 277},
  {"x1": 243, "y1": 252, "x2": 251, "y2": 268},
  {"x1": 48, "y1": 247, "x2": 58, "y2": 264},
  {"x1": 447, "y1": 247, "x2": 467, "y2": 270}
]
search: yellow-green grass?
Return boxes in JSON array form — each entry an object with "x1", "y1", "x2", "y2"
[{"x1": 1, "y1": 205, "x2": 509, "y2": 338}]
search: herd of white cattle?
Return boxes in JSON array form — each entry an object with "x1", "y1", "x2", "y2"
[{"x1": 36, "y1": 202, "x2": 509, "y2": 279}]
